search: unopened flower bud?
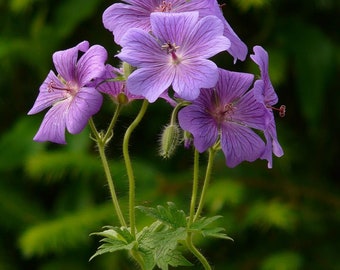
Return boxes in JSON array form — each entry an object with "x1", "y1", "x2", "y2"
[{"x1": 159, "y1": 124, "x2": 181, "y2": 159}]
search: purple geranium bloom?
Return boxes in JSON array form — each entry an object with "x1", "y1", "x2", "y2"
[
  {"x1": 116, "y1": 11, "x2": 230, "y2": 102},
  {"x1": 94, "y1": 64, "x2": 177, "y2": 106},
  {"x1": 250, "y1": 45, "x2": 284, "y2": 168},
  {"x1": 103, "y1": 0, "x2": 247, "y2": 62},
  {"x1": 28, "y1": 41, "x2": 107, "y2": 144},
  {"x1": 178, "y1": 68, "x2": 268, "y2": 168},
  {"x1": 94, "y1": 64, "x2": 144, "y2": 104}
]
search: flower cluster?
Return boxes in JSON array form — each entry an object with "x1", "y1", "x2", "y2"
[
  {"x1": 28, "y1": 1, "x2": 285, "y2": 269},
  {"x1": 29, "y1": 0, "x2": 283, "y2": 167}
]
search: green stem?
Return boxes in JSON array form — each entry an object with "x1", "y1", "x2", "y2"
[
  {"x1": 188, "y1": 149, "x2": 200, "y2": 227},
  {"x1": 103, "y1": 103, "x2": 123, "y2": 142},
  {"x1": 89, "y1": 117, "x2": 127, "y2": 227},
  {"x1": 186, "y1": 149, "x2": 212, "y2": 269},
  {"x1": 194, "y1": 148, "x2": 217, "y2": 222},
  {"x1": 170, "y1": 101, "x2": 188, "y2": 125},
  {"x1": 186, "y1": 233, "x2": 211, "y2": 270},
  {"x1": 130, "y1": 249, "x2": 146, "y2": 270},
  {"x1": 122, "y1": 100, "x2": 149, "y2": 238}
]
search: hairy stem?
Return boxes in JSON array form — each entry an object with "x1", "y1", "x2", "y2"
[
  {"x1": 123, "y1": 100, "x2": 149, "y2": 238},
  {"x1": 194, "y1": 148, "x2": 216, "y2": 221},
  {"x1": 103, "y1": 103, "x2": 123, "y2": 142},
  {"x1": 89, "y1": 117, "x2": 127, "y2": 227},
  {"x1": 186, "y1": 233, "x2": 212, "y2": 270},
  {"x1": 186, "y1": 149, "x2": 212, "y2": 269},
  {"x1": 188, "y1": 149, "x2": 200, "y2": 226}
]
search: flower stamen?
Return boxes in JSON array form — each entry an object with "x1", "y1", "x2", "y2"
[
  {"x1": 47, "y1": 80, "x2": 76, "y2": 96},
  {"x1": 162, "y1": 42, "x2": 180, "y2": 62},
  {"x1": 211, "y1": 102, "x2": 236, "y2": 124},
  {"x1": 267, "y1": 104, "x2": 286, "y2": 117},
  {"x1": 155, "y1": 1, "x2": 172, "y2": 12}
]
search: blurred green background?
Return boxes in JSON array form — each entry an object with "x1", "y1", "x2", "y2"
[{"x1": 0, "y1": 0, "x2": 339, "y2": 269}]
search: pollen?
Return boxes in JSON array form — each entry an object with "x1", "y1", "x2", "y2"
[
  {"x1": 155, "y1": 1, "x2": 172, "y2": 12},
  {"x1": 161, "y1": 42, "x2": 180, "y2": 63}
]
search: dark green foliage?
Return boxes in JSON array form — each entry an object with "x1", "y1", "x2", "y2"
[
  {"x1": 136, "y1": 202, "x2": 187, "y2": 229},
  {"x1": 0, "y1": 0, "x2": 339, "y2": 269}
]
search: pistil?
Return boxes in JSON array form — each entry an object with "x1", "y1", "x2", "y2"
[
  {"x1": 155, "y1": 1, "x2": 172, "y2": 12},
  {"x1": 162, "y1": 42, "x2": 180, "y2": 63},
  {"x1": 47, "y1": 80, "x2": 77, "y2": 96}
]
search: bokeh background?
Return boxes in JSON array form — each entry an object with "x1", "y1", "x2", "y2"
[{"x1": 0, "y1": 0, "x2": 339, "y2": 269}]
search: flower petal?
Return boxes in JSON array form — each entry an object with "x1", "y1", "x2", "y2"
[
  {"x1": 221, "y1": 123, "x2": 265, "y2": 167},
  {"x1": 150, "y1": 11, "x2": 199, "y2": 45},
  {"x1": 215, "y1": 69, "x2": 254, "y2": 103},
  {"x1": 117, "y1": 28, "x2": 165, "y2": 67},
  {"x1": 33, "y1": 101, "x2": 69, "y2": 144},
  {"x1": 66, "y1": 87, "x2": 103, "y2": 134},
  {"x1": 28, "y1": 71, "x2": 67, "y2": 114},
  {"x1": 76, "y1": 44, "x2": 107, "y2": 85},
  {"x1": 172, "y1": 59, "x2": 218, "y2": 101},
  {"x1": 250, "y1": 46, "x2": 278, "y2": 105},
  {"x1": 126, "y1": 66, "x2": 174, "y2": 103},
  {"x1": 94, "y1": 64, "x2": 123, "y2": 96},
  {"x1": 103, "y1": 3, "x2": 151, "y2": 45},
  {"x1": 52, "y1": 41, "x2": 89, "y2": 82},
  {"x1": 261, "y1": 115, "x2": 284, "y2": 168},
  {"x1": 207, "y1": 2, "x2": 247, "y2": 62},
  {"x1": 184, "y1": 15, "x2": 230, "y2": 58},
  {"x1": 178, "y1": 104, "x2": 219, "y2": 152},
  {"x1": 232, "y1": 90, "x2": 267, "y2": 130}
]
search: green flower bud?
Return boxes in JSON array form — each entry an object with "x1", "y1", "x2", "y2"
[{"x1": 159, "y1": 124, "x2": 181, "y2": 159}]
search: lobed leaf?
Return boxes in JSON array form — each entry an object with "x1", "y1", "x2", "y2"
[
  {"x1": 137, "y1": 221, "x2": 191, "y2": 270},
  {"x1": 190, "y1": 216, "x2": 233, "y2": 241},
  {"x1": 90, "y1": 226, "x2": 136, "y2": 261},
  {"x1": 136, "y1": 202, "x2": 187, "y2": 229}
]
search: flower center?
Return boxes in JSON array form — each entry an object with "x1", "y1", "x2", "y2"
[
  {"x1": 155, "y1": 1, "x2": 172, "y2": 12},
  {"x1": 47, "y1": 75, "x2": 78, "y2": 97},
  {"x1": 161, "y1": 42, "x2": 180, "y2": 63},
  {"x1": 211, "y1": 102, "x2": 236, "y2": 124}
]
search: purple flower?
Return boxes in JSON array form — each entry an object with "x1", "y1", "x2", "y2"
[
  {"x1": 94, "y1": 64, "x2": 177, "y2": 106},
  {"x1": 178, "y1": 68, "x2": 268, "y2": 168},
  {"x1": 103, "y1": 0, "x2": 247, "y2": 62},
  {"x1": 94, "y1": 64, "x2": 144, "y2": 103},
  {"x1": 250, "y1": 45, "x2": 284, "y2": 168},
  {"x1": 116, "y1": 11, "x2": 230, "y2": 102},
  {"x1": 28, "y1": 41, "x2": 107, "y2": 144}
]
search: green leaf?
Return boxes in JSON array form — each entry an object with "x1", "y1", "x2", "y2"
[
  {"x1": 201, "y1": 227, "x2": 233, "y2": 241},
  {"x1": 190, "y1": 216, "x2": 223, "y2": 231},
  {"x1": 137, "y1": 221, "x2": 191, "y2": 270},
  {"x1": 191, "y1": 216, "x2": 233, "y2": 241},
  {"x1": 136, "y1": 202, "x2": 187, "y2": 229},
  {"x1": 90, "y1": 226, "x2": 136, "y2": 261}
]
